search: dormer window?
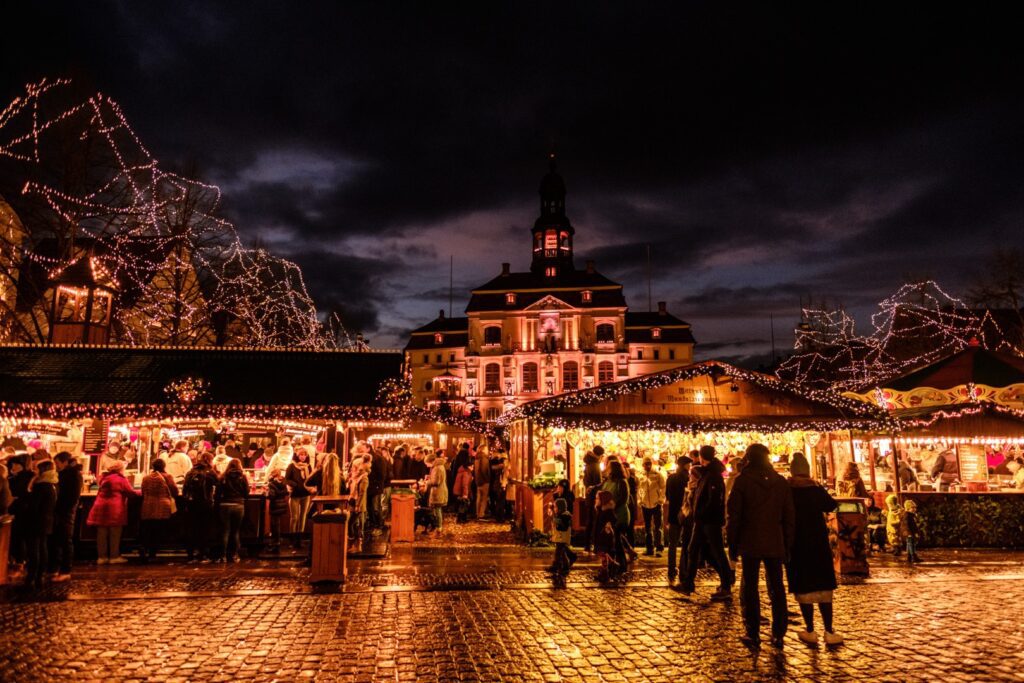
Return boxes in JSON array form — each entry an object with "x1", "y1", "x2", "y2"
[
  {"x1": 581, "y1": 290, "x2": 592, "y2": 303},
  {"x1": 652, "y1": 327, "x2": 662, "y2": 339},
  {"x1": 545, "y1": 266, "x2": 557, "y2": 277},
  {"x1": 434, "y1": 332, "x2": 444, "y2": 344},
  {"x1": 505, "y1": 292, "x2": 517, "y2": 305}
]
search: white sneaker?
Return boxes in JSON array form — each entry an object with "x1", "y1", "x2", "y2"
[
  {"x1": 108, "y1": 556, "x2": 128, "y2": 564},
  {"x1": 97, "y1": 558, "x2": 109, "y2": 565},
  {"x1": 824, "y1": 631, "x2": 844, "y2": 646},
  {"x1": 797, "y1": 631, "x2": 819, "y2": 645}
]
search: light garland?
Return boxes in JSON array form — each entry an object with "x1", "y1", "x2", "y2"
[
  {"x1": 777, "y1": 281, "x2": 1024, "y2": 391},
  {"x1": 0, "y1": 401, "x2": 403, "y2": 422},
  {"x1": 0, "y1": 79, "x2": 364, "y2": 350}
]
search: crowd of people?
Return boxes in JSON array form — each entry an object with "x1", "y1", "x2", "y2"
[{"x1": 568, "y1": 443, "x2": 843, "y2": 650}]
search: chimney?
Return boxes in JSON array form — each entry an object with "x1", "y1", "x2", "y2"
[
  {"x1": 501, "y1": 262, "x2": 510, "y2": 276},
  {"x1": 585, "y1": 260, "x2": 595, "y2": 274},
  {"x1": 657, "y1": 301, "x2": 667, "y2": 316},
  {"x1": 439, "y1": 309, "x2": 445, "y2": 319}
]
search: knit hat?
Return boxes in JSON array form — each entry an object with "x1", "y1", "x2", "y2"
[
  {"x1": 790, "y1": 452, "x2": 811, "y2": 477},
  {"x1": 555, "y1": 498, "x2": 568, "y2": 513}
]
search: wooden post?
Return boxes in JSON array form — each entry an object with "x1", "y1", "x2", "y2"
[
  {"x1": 891, "y1": 431, "x2": 903, "y2": 504},
  {"x1": 866, "y1": 433, "x2": 878, "y2": 491}
]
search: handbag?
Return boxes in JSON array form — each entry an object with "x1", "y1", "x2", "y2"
[{"x1": 160, "y1": 474, "x2": 178, "y2": 515}]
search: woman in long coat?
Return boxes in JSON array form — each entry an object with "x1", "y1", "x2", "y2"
[
  {"x1": 86, "y1": 461, "x2": 138, "y2": 564},
  {"x1": 786, "y1": 453, "x2": 843, "y2": 647}
]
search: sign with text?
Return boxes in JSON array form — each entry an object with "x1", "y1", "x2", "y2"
[
  {"x1": 957, "y1": 444, "x2": 988, "y2": 482},
  {"x1": 644, "y1": 383, "x2": 740, "y2": 406}
]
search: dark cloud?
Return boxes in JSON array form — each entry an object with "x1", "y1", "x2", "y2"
[{"x1": 4, "y1": 3, "x2": 1024, "y2": 357}]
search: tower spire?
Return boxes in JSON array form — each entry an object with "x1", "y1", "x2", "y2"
[{"x1": 531, "y1": 154, "x2": 574, "y2": 275}]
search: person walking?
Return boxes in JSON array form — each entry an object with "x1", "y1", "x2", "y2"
[
  {"x1": 426, "y1": 454, "x2": 448, "y2": 533},
  {"x1": 48, "y1": 452, "x2": 83, "y2": 582},
  {"x1": 786, "y1": 453, "x2": 843, "y2": 647},
  {"x1": 285, "y1": 450, "x2": 313, "y2": 547},
  {"x1": 665, "y1": 455, "x2": 691, "y2": 585},
  {"x1": 216, "y1": 459, "x2": 250, "y2": 563},
  {"x1": 682, "y1": 446, "x2": 735, "y2": 599},
  {"x1": 138, "y1": 458, "x2": 178, "y2": 563},
  {"x1": 601, "y1": 459, "x2": 632, "y2": 578},
  {"x1": 181, "y1": 452, "x2": 218, "y2": 562},
  {"x1": 474, "y1": 444, "x2": 492, "y2": 519},
  {"x1": 24, "y1": 460, "x2": 58, "y2": 590},
  {"x1": 638, "y1": 456, "x2": 666, "y2": 557},
  {"x1": 726, "y1": 443, "x2": 795, "y2": 649},
  {"x1": 86, "y1": 461, "x2": 138, "y2": 564}
]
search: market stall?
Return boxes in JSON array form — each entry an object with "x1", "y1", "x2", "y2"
[
  {"x1": 0, "y1": 343, "x2": 405, "y2": 554},
  {"x1": 499, "y1": 360, "x2": 885, "y2": 532},
  {"x1": 846, "y1": 343, "x2": 1024, "y2": 493}
]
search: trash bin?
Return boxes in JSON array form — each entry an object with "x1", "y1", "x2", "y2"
[
  {"x1": 829, "y1": 497, "x2": 869, "y2": 576},
  {"x1": 390, "y1": 487, "x2": 417, "y2": 543},
  {"x1": 310, "y1": 509, "x2": 349, "y2": 584},
  {"x1": 0, "y1": 515, "x2": 11, "y2": 585}
]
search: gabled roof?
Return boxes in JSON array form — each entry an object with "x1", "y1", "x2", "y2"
[
  {"x1": 0, "y1": 344, "x2": 403, "y2": 420},
  {"x1": 499, "y1": 360, "x2": 885, "y2": 432},
  {"x1": 625, "y1": 311, "x2": 690, "y2": 327},
  {"x1": 874, "y1": 345, "x2": 1024, "y2": 392},
  {"x1": 467, "y1": 287, "x2": 626, "y2": 312},
  {"x1": 405, "y1": 315, "x2": 469, "y2": 351},
  {"x1": 471, "y1": 268, "x2": 622, "y2": 293}
]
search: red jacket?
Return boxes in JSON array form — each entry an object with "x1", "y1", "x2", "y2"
[{"x1": 86, "y1": 472, "x2": 138, "y2": 527}]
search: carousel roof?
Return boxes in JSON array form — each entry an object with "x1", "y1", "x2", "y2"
[
  {"x1": 876, "y1": 344, "x2": 1024, "y2": 392},
  {"x1": 0, "y1": 344, "x2": 403, "y2": 420}
]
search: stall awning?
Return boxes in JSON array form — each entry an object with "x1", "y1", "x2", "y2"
[
  {"x1": 892, "y1": 402, "x2": 1024, "y2": 438},
  {"x1": 0, "y1": 344, "x2": 404, "y2": 421}
]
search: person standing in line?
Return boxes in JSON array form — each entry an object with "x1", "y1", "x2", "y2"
[
  {"x1": 426, "y1": 453, "x2": 448, "y2": 533},
  {"x1": 138, "y1": 458, "x2": 178, "y2": 563},
  {"x1": 488, "y1": 449, "x2": 507, "y2": 523},
  {"x1": 637, "y1": 456, "x2": 666, "y2": 557},
  {"x1": 24, "y1": 460, "x2": 58, "y2": 590},
  {"x1": 453, "y1": 460, "x2": 473, "y2": 523},
  {"x1": 474, "y1": 444, "x2": 492, "y2": 519},
  {"x1": 216, "y1": 459, "x2": 250, "y2": 563},
  {"x1": 7, "y1": 455, "x2": 34, "y2": 569},
  {"x1": 786, "y1": 453, "x2": 843, "y2": 647},
  {"x1": 285, "y1": 450, "x2": 313, "y2": 548},
  {"x1": 392, "y1": 444, "x2": 409, "y2": 484},
  {"x1": 265, "y1": 468, "x2": 289, "y2": 553},
  {"x1": 682, "y1": 446, "x2": 735, "y2": 600},
  {"x1": 86, "y1": 461, "x2": 138, "y2": 564},
  {"x1": 48, "y1": 452, "x2": 83, "y2": 582},
  {"x1": 164, "y1": 441, "x2": 194, "y2": 482},
  {"x1": 664, "y1": 455, "x2": 691, "y2": 585},
  {"x1": 726, "y1": 443, "x2": 795, "y2": 650},
  {"x1": 182, "y1": 452, "x2": 218, "y2": 563}
]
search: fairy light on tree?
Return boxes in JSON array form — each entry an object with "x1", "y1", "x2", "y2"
[{"x1": 0, "y1": 78, "x2": 357, "y2": 349}]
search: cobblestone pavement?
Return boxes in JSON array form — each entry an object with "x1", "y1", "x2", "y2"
[{"x1": 2, "y1": 519, "x2": 1024, "y2": 681}]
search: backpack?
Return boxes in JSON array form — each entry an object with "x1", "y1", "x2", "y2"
[{"x1": 183, "y1": 469, "x2": 213, "y2": 507}]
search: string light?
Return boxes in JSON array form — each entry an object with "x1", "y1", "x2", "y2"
[{"x1": 0, "y1": 79, "x2": 363, "y2": 349}]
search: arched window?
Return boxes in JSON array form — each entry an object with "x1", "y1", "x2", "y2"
[
  {"x1": 598, "y1": 360, "x2": 614, "y2": 384},
  {"x1": 484, "y1": 363, "x2": 501, "y2": 393},
  {"x1": 424, "y1": 380, "x2": 433, "y2": 392},
  {"x1": 596, "y1": 323, "x2": 614, "y2": 343},
  {"x1": 562, "y1": 361, "x2": 579, "y2": 391},
  {"x1": 483, "y1": 326, "x2": 502, "y2": 345},
  {"x1": 522, "y1": 362, "x2": 539, "y2": 392}
]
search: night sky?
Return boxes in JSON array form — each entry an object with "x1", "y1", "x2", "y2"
[{"x1": 4, "y1": 3, "x2": 1024, "y2": 362}]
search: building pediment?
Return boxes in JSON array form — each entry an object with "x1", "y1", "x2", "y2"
[{"x1": 524, "y1": 295, "x2": 574, "y2": 311}]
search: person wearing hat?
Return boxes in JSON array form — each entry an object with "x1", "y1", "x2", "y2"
[{"x1": 786, "y1": 452, "x2": 842, "y2": 647}]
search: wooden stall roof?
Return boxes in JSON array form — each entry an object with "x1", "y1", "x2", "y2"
[
  {"x1": 892, "y1": 403, "x2": 1024, "y2": 438},
  {"x1": 500, "y1": 360, "x2": 887, "y2": 432},
  {"x1": 0, "y1": 344, "x2": 404, "y2": 420},
  {"x1": 868, "y1": 345, "x2": 1024, "y2": 393}
]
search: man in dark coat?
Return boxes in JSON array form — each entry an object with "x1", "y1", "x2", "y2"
[
  {"x1": 368, "y1": 447, "x2": 392, "y2": 529},
  {"x1": 49, "y1": 451, "x2": 83, "y2": 580},
  {"x1": 25, "y1": 460, "x2": 58, "y2": 590},
  {"x1": 681, "y1": 446, "x2": 735, "y2": 598},
  {"x1": 726, "y1": 443, "x2": 795, "y2": 649},
  {"x1": 664, "y1": 455, "x2": 691, "y2": 584}
]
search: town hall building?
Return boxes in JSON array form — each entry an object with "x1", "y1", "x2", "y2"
[{"x1": 405, "y1": 158, "x2": 696, "y2": 421}]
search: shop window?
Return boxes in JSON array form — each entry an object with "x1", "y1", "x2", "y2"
[
  {"x1": 597, "y1": 360, "x2": 615, "y2": 384},
  {"x1": 506, "y1": 292, "x2": 517, "y2": 305},
  {"x1": 596, "y1": 323, "x2": 614, "y2": 343},
  {"x1": 522, "y1": 362, "x2": 539, "y2": 392},
  {"x1": 484, "y1": 363, "x2": 501, "y2": 392},
  {"x1": 562, "y1": 361, "x2": 579, "y2": 391},
  {"x1": 484, "y1": 326, "x2": 502, "y2": 345},
  {"x1": 581, "y1": 290, "x2": 592, "y2": 303},
  {"x1": 652, "y1": 327, "x2": 662, "y2": 339}
]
